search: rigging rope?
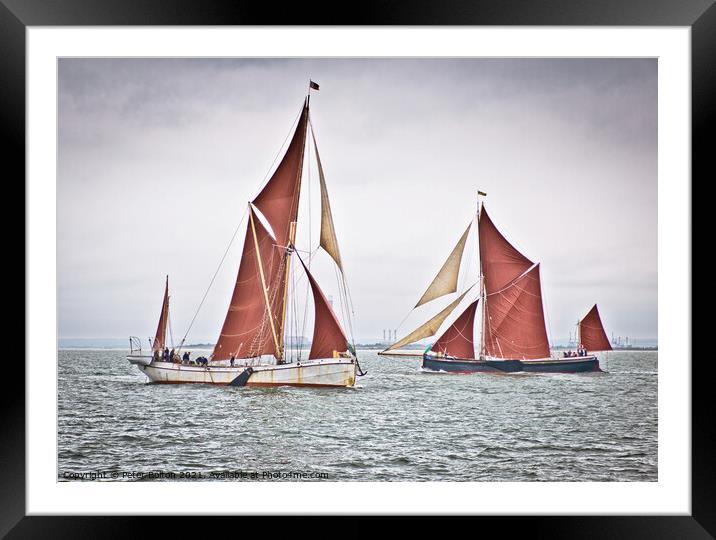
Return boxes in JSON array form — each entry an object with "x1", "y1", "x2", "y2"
[{"x1": 177, "y1": 205, "x2": 248, "y2": 353}]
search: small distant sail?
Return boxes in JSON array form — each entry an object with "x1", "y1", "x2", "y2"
[
  {"x1": 152, "y1": 276, "x2": 169, "y2": 352},
  {"x1": 311, "y1": 124, "x2": 343, "y2": 271},
  {"x1": 430, "y1": 300, "x2": 479, "y2": 359},
  {"x1": 414, "y1": 221, "x2": 472, "y2": 308},
  {"x1": 579, "y1": 304, "x2": 612, "y2": 352},
  {"x1": 297, "y1": 256, "x2": 348, "y2": 359},
  {"x1": 385, "y1": 286, "x2": 474, "y2": 352}
]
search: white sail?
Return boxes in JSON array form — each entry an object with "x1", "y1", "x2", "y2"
[
  {"x1": 311, "y1": 124, "x2": 343, "y2": 272},
  {"x1": 414, "y1": 222, "x2": 471, "y2": 308},
  {"x1": 385, "y1": 285, "x2": 474, "y2": 352}
]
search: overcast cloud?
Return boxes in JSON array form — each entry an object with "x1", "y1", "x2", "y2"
[{"x1": 58, "y1": 58, "x2": 657, "y2": 344}]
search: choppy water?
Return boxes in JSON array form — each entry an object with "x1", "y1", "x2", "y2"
[{"x1": 58, "y1": 349, "x2": 657, "y2": 481}]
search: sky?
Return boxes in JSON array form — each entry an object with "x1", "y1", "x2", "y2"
[{"x1": 58, "y1": 58, "x2": 657, "y2": 345}]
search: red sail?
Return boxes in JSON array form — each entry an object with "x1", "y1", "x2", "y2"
[
  {"x1": 579, "y1": 304, "x2": 612, "y2": 352},
  {"x1": 479, "y1": 206, "x2": 550, "y2": 359},
  {"x1": 212, "y1": 208, "x2": 287, "y2": 360},
  {"x1": 431, "y1": 300, "x2": 479, "y2": 359},
  {"x1": 252, "y1": 102, "x2": 309, "y2": 251},
  {"x1": 152, "y1": 276, "x2": 169, "y2": 352},
  {"x1": 483, "y1": 264, "x2": 551, "y2": 360},
  {"x1": 479, "y1": 206, "x2": 534, "y2": 293},
  {"x1": 298, "y1": 258, "x2": 348, "y2": 360}
]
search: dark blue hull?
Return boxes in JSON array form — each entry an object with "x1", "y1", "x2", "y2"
[
  {"x1": 520, "y1": 356, "x2": 601, "y2": 373},
  {"x1": 422, "y1": 355, "x2": 601, "y2": 374},
  {"x1": 422, "y1": 356, "x2": 523, "y2": 373}
]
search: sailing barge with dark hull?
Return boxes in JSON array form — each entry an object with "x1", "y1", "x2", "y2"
[
  {"x1": 381, "y1": 193, "x2": 611, "y2": 374},
  {"x1": 128, "y1": 87, "x2": 361, "y2": 388}
]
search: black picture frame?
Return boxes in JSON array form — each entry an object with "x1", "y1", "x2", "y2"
[{"x1": 3, "y1": 0, "x2": 708, "y2": 537}]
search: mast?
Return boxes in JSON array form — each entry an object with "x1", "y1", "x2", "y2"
[
  {"x1": 477, "y1": 190, "x2": 487, "y2": 359},
  {"x1": 213, "y1": 99, "x2": 308, "y2": 361}
]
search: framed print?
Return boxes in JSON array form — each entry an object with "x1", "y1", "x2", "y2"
[{"x1": 4, "y1": 0, "x2": 711, "y2": 536}]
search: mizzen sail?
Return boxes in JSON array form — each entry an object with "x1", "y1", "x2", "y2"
[
  {"x1": 152, "y1": 276, "x2": 169, "y2": 352},
  {"x1": 415, "y1": 222, "x2": 471, "y2": 308},
  {"x1": 430, "y1": 299, "x2": 479, "y2": 359},
  {"x1": 579, "y1": 304, "x2": 612, "y2": 351},
  {"x1": 385, "y1": 286, "x2": 474, "y2": 352},
  {"x1": 479, "y1": 207, "x2": 550, "y2": 360}
]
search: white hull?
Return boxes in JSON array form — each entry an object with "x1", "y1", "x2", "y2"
[{"x1": 127, "y1": 358, "x2": 357, "y2": 388}]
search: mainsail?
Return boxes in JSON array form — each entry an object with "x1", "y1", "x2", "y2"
[
  {"x1": 298, "y1": 257, "x2": 349, "y2": 359},
  {"x1": 213, "y1": 207, "x2": 287, "y2": 360},
  {"x1": 430, "y1": 300, "x2": 479, "y2": 359},
  {"x1": 479, "y1": 207, "x2": 550, "y2": 360},
  {"x1": 152, "y1": 276, "x2": 169, "y2": 352},
  {"x1": 415, "y1": 222, "x2": 471, "y2": 308},
  {"x1": 579, "y1": 304, "x2": 612, "y2": 352},
  {"x1": 212, "y1": 101, "x2": 309, "y2": 360},
  {"x1": 311, "y1": 124, "x2": 343, "y2": 271},
  {"x1": 385, "y1": 286, "x2": 474, "y2": 352}
]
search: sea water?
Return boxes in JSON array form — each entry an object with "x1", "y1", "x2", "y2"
[{"x1": 58, "y1": 350, "x2": 657, "y2": 481}]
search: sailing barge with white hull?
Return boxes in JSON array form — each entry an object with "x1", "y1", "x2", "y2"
[
  {"x1": 380, "y1": 193, "x2": 612, "y2": 374},
  {"x1": 128, "y1": 88, "x2": 361, "y2": 388}
]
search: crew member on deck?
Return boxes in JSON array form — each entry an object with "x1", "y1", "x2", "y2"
[
  {"x1": 230, "y1": 354, "x2": 235, "y2": 367},
  {"x1": 182, "y1": 351, "x2": 190, "y2": 364}
]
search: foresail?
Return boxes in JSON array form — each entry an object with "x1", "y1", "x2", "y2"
[
  {"x1": 415, "y1": 222, "x2": 472, "y2": 308},
  {"x1": 297, "y1": 256, "x2": 349, "y2": 359},
  {"x1": 385, "y1": 286, "x2": 474, "y2": 352},
  {"x1": 311, "y1": 123, "x2": 343, "y2": 271},
  {"x1": 430, "y1": 299, "x2": 479, "y2": 359},
  {"x1": 152, "y1": 276, "x2": 169, "y2": 352},
  {"x1": 579, "y1": 304, "x2": 612, "y2": 351}
]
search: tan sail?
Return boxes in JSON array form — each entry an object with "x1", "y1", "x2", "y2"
[
  {"x1": 311, "y1": 123, "x2": 343, "y2": 271},
  {"x1": 414, "y1": 222, "x2": 472, "y2": 308},
  {"x1": 385, "y1": 286, "x2": 474, "y2": 352}
]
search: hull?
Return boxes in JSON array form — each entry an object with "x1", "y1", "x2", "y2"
[
  {"x1": 422, "y1": 356, "x2": 523, "y2": 373},
  {"x1": 128, "y1": 358, "x2": 357, "y2": 387},
  {"x1": 422, "y1": 354, "x2": 601, "y2": 373},
  {"x1": 520, "y1": 355, "x2": 601, "y2": 373}
]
